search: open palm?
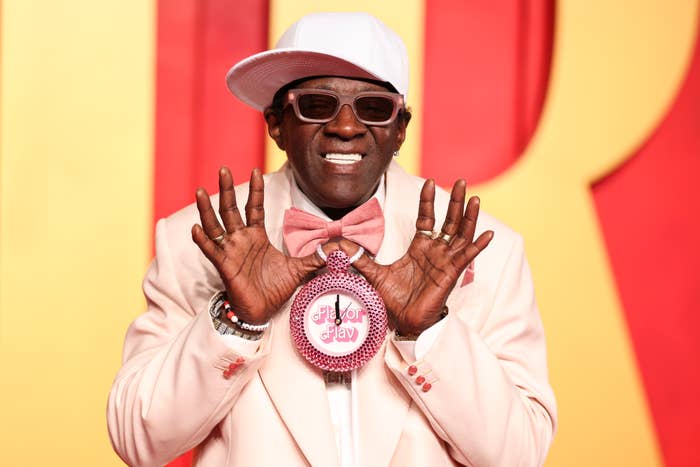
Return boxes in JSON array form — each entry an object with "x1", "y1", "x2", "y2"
[
  {"x1": 192, "y1": 167, "x2": 324, "y2": 324},
  {"x1": 351, "y1": 179, "x2": 493, "y2": 336}
]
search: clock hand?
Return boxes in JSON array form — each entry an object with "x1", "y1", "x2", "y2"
[
  {"x1": 340, "y1": 302, "x2": 352, "y2": 320},
  {"x1": 335, "y1": 294, "x2": 341, "y2": 326}
]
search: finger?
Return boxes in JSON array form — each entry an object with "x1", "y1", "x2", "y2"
[
  {"x1": 294, "y1": 239, "x2": 348, "y2": 273},
  {"x1": 348, "y1": 252, "x2": 382, "y2": 284},
  {"x1": 337, "y1": 238, "x2": 363, "y2": 259},
  {"x1": 333, "y1": 239, "x2": 381, "y2": 283},
  {"x1": 439, "y1": 179, "x2": 466, "y2": 237},
  {"x1": 191, "y1": 224, "x2": 225, "y2": 264},
  {"x1": 195, "y1": 187, "x2": 225, "y2": 241},
  {"x1": 218, "y1": 167, "x2": 244, "y2": 232},
  {"x1": 452, "y1": 230, "x2": 494, "y2": 270},
  {"x1": 245, "y1": 168, "x2": 265, "y2": 227},
  {"x1": 316, "y1": 239, "x2": 362, "y2": 262},
  {"x1": 415, "y1": 179, "x2": 435, "y2": 234},
  {"x1": 454, "y1": 196, "x2": 481, "y2": 245},
  {"x1": 294, "y1": 249, "x2": 327, "y2": 275}
]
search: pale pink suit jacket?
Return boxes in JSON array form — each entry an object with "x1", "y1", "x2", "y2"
[{"x1": 107, "y1": 161, "x2": 557, "y2": 466}]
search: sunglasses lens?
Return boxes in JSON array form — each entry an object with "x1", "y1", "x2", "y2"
[
  {"x1": 355, "y1": 96, "x2": 395, "y2": 123},
  {"x1": 297, "y1": 93, "x2": 339, "y2": 120}
]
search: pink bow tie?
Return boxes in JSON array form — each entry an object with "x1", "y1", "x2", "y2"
[{"x1": 283, "y1": 198, "x2": 385, "y2": 257}]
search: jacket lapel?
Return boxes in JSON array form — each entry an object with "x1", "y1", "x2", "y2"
[
  {"x1": 259, "y1": 167, "x2": 340, "y2": 467},
  {"x1": 258, "y1": 305, "x2": 340, "y2": 467},
  {"x1": 355, "y1": 343, "x2": 412, "y2": 466}
]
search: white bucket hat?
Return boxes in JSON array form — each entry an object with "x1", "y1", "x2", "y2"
[{"x1": 226, "y1": 12, "x2": 409, "y2": 111}]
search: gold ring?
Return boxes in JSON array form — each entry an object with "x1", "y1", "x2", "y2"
[
  {"x1": 213, "y1": 234, "x2": 225, "y2": 244},
  {"x1": 417, "y1": 230, "x2": 433, "y2": 238},
  {"x1": 437, "y1": 233, "x2": 452, "y2": 243}
]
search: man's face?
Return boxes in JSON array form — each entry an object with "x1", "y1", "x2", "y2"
[{"x1": 266, "y1": 77, "x2": 408, "y2": 213}]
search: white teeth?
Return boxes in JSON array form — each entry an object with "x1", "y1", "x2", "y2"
[{"x1": 323, "y1": 153, "x2": 362, "y2": 164}]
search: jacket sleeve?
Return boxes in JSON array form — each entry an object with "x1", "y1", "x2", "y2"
[
  {"x1": 107, "y1": 217, "x2": 272, "y2": 467},
  {"x1": 385, "y1": 234, "x2": 557, "y2": 467}
]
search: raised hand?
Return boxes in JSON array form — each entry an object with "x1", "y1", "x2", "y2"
[
  {"x1": 350, "y1": 179, "x2": 493, "y2": 336},
  {"x1": 191, "y1": 167, "x2": 325, "y2": 325}
]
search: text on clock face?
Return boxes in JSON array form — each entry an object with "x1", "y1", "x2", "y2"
[
  {"x1": 311, "y1": 305, "x2": 368, "y2": 324},
  {"x1": 320, "y1": 324, "x2": 361, "y2": 343},
  {"x1": 304, "y1": 293, "x2": 371, "y2": 356}
]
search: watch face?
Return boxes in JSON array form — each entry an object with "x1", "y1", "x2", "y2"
[{"x1": 304, "y1": 290, "x2": 369, "y2": 357}]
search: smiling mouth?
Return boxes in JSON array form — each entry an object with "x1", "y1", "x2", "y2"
[{"x1": 322, "y1": 153, "x2": 363, "y2": 165}]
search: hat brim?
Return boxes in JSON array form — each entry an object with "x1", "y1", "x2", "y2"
[{"x1": 226, "y1": 48, "x2": 384, "y2": 111}]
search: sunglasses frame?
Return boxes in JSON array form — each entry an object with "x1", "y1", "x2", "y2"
[{"x1": 284, "y1": 89, "x2": 405, "y2": 126}]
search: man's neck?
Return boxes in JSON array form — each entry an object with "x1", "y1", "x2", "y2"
[
  {"x1": 321, "y1": 206, "x2": 360, "y2": 220},
  {"x1": 290, "y1": 173, "x2": 386, "y2": 221}
]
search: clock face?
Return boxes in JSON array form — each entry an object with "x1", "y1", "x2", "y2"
[
  {"x1": 290, "y1": 250, "x2": 387, "y2": 373},
  {"x1": 304, "y1": 290, "x2": 370, "y2": 357}
]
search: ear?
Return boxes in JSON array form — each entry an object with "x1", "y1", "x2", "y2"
[
  {"x1": 395, "y1": 109, "x2": 411, "y2": 149},
  {"x1": 264, "y1": 108, "x2": 285, "y2": 150}
]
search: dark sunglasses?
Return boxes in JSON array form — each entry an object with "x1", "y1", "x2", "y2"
[{"x1": 284, "y1": 89, "x2": 405, "y2": 126}]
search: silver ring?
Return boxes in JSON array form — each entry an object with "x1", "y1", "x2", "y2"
[
  {"x1": 437, "y1": 233, "x2": 452, "y2": 243},
  {"x1": 316, "y1": 244, "x2": 365, "y2": 264},
  {"x1": 213, "y1": 234, "x2": 225, "y2": 244},
  {"x1": 417, "y1": 230, "x2": 433, "y2": 238},
  {"x1": 316, "y1": 244, "x2": 328, "y2": 261},
  {"x1": 348, "y1": 247, "x2": 365, "y2": 264}
]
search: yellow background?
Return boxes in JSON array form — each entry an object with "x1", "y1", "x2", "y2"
[
  {"x1": 0, "y1": 1, "x2": 154, "y2": 465},
  {"x1": 1, "y1": 0, "x2": 697, "y2": 465}
]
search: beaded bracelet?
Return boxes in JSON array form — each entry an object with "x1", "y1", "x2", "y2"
[
  {"x1": 208, "y1": 291, "x2": 268, "y2": 339},
  {"x1": 223, "y1": 300, "x2": 270, "y2": 332},
  {"x1": 212, "y1": 317, "x2": 263, "y2": 341}
]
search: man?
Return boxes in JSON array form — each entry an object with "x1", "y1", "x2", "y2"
[{"x1": 108, "y1": 12, "x2": 557, "y2": 466}]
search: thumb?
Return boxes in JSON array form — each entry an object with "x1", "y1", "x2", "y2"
[
  {"x1": 350, "y1": 253, "x2": 381, "y2": 282},
  {"x1": 339, "y1": 241, "x2": 383, "y2": 285},
  {"x1": 293, "y1": 248, "x2": 327, "y2": 276},
  {"x1": 292, "y1": 239, "x2": 360, "y2": 275}
]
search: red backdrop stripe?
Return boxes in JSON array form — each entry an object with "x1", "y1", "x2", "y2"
[
  {"x1": 154, "y1": 0, "x2": 199, "y2": 224},
  {"x1": 420, "y1": 0, "x2": 553, "y2": 186},
  {"x1": 154, "y1": 0, "x2": 268, "y2": 224},
  {"x1": 592, "y1": 19, "x2": 700, "y2": 467}
]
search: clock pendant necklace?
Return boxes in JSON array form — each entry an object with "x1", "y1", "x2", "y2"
[{"x1": 290, "y1": 246, "x2": 388, "y2": 374}]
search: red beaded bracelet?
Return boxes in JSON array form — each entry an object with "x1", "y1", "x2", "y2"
[{"x1": 223, "y1": 300, "x2": 270, "y2": 333}]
